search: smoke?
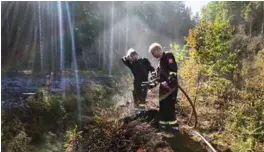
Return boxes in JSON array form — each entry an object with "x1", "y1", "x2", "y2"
[
  {"x1": 1, "y1": 1, "x2": 192, "y2": 73},
  {"x1": 93, "y1": 2, "x2": 184, "y2": 71}
]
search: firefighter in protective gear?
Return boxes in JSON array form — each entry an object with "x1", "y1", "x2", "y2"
[
  {"x1": 121, "y1": 48, "x2": 155, "y2": 108},
  {"x1": 149, "y1": 43, "x2": 179, "y2": 131}
]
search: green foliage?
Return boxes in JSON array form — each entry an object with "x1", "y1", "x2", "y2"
[
  {"x1": 1, "y1": 117, "x2": 27, "y2": 152},
  {"x1": 225, "y1": 49, "x2": 264, "y2": 151},
  {"x1": 202, "y1": 2, "x2": 224, "y2": 21},
  {"x1": 203, "y1": 1, "x2": 264, "y2": 36},
  {"x1": 200, "y1": 77, "x2": 232, "y2": 103},
  {"x1": 1, "y1": 82, "x2": 119, "y2": 151},
  {"x1": 36, "y1": 132, "x2": 64, "y2": 152},
  {"x1": 197, "y1": 19, "x2": 237, "y2": 77},
  {"x1": 2, "y1": 88, "x2": 66, "y2": 150},
  {"x1": 64, "y1": 125, "x2": 83, "y2": 152},
  {"x1": 224, "y1": 92, "x2": 264, "y2": 151},
  {"x1": 6, "y1": 131, "x2": 33, "y2": 152},
  {"x1": 170, "y1": 44, "x2": 189, "y2": 64},
  {"x1": 81, "y1": 83, "x2": 113, "y2": 109},
  {"x1": 242, "y1": 2, "x2": 262, "y2": 22},
  {"x1": 184, "y1": 2, "x2": 264, "y2": 151},
  {"x1": 187, "y1": 8, "x2": 241, "y2": 79},
  {"x1": 27, "y1": 88, "x2": 66, "y2": 131},
  {"x1": 241, "y1": 48, "x2": 264, "y2": 90}
]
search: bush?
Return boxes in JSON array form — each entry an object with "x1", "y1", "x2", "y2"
[
  {"x1": 25, "y1": 89, "x2": 66, "y2": 142},
  {"x1": 6, "y1": 131, "x2": 32, "y2": 152},
  {"x1": 64, "y1": 125, "x2": 83, "y2": 152}
]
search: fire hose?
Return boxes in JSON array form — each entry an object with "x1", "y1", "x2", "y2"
[
  {"x1": 142, "y1": 77, "x2": 198, "y2": 128},
  {"x1": 141, "y1": 76, "x2": 220, "y2": 151}
]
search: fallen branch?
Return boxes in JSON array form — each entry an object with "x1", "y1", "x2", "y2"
[
  {"x1": 193, "y1": 130, "x2": 217, "y2": 152},
  {"x1": 181, "y1": 126, "x2": 217, "y2": 152}
]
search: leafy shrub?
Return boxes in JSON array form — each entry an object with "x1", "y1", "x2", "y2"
[
  {"x1": 6, "y1": 131, "x2": 32, "y2": 152},
  {"x1": 64, "y1": 125, "x2": 83, "y2": 152}
]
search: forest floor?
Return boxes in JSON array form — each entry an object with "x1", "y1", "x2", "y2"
[
  {"x1": 1, "y1": 72, "x2": 219, "y2": 152},
  {"x1": 104, "y1": 87, "x2": 213, "y2": 152}
]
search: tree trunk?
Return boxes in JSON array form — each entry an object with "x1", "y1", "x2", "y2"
[
  {"x1": 261, "y1": 2, "x2": 264, "y2": 35},
  {"x1": 249, "y1": 18, "x2": 252, "y2": 37},
  {"x1": 118, "y1": 14, "x2": 121, "y2": 55},
  {"x1": 98, "y1": 37, "x2": 101, "y2": 67},
  {"x1": 125, "y1": 1, "x2": 128, "y2": 51},
  {"x1": 109, "y1": 1, "x2": 114, "y2": 75},
  {"x1": 50, "y1": 2, "x2": 54, "y2": 72},
  {"x1": 33, "y1": 3, "x2": 40, "y2": 73},
  {"x1": 103, "y1": 8, "x2": 106, "y2": 70}
]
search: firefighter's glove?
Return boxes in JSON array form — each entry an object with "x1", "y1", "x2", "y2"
[
  {"x1": 150, "y1": 72, "x2": 158, "y2": 80},
  {"x1": 167, "y1": 72, "x2": 177, "y2": 88}
]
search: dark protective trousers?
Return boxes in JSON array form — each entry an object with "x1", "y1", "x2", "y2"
[
  {"x1": 159, "y1": 88, "x2": 178, "y2": 126},
  {"x1": 133, "y1": 82, "x2": 147, "y2": 106}
]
